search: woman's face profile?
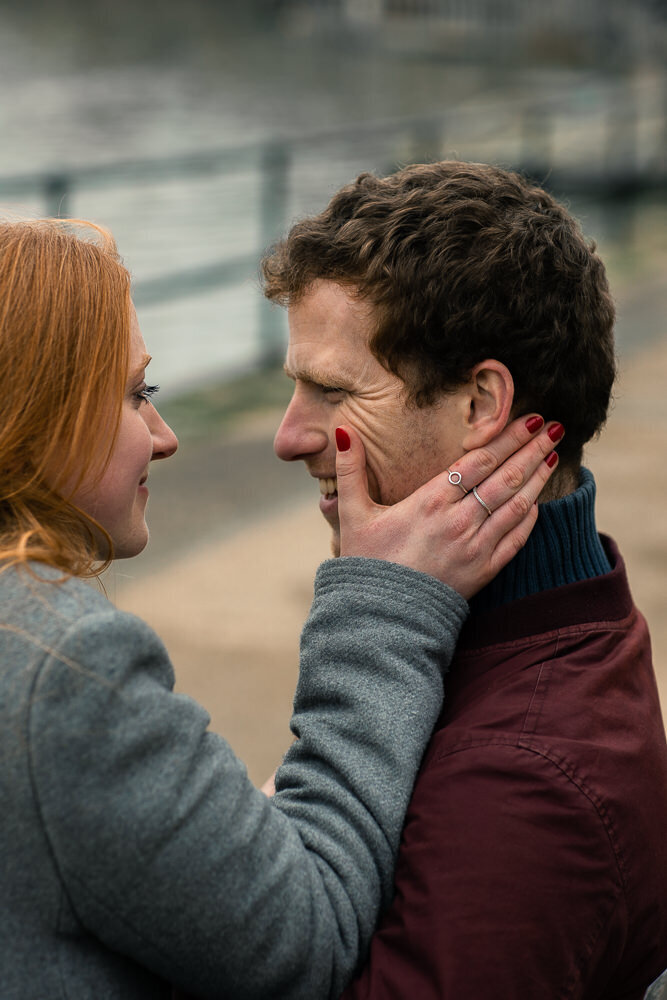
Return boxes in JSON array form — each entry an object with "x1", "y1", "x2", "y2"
[{"x1": 72, "y1": 306, "x2": 178, "y2": 559}]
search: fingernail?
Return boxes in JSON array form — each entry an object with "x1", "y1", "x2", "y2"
[
  {"x1": 545, "y1": 451, "x2": 559, "y2": 468},
  {"x1": 525, "y1": 415, "x2": 544, "y2": 434},
  {"x1": 547, "y1": 422, "x2": 565, "y2": 443},
  {"x1": 335, "y1": 427, "x2": 351, "y2": 452}
]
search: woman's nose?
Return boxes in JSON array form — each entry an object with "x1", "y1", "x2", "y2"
[{"x1": 150, "y1": 408, "x2": 179, "y2": 461}]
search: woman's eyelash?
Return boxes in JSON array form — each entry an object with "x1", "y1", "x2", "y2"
[{"x1": 137, "y1": 384, "x2": 160, "y2": 402}]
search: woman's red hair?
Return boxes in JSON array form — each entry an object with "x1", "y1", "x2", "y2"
[{"x1": 0, "y1": 218, "x2": 132, "y2": 576}]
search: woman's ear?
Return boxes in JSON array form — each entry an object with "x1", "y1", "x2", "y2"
[{"x1": 460, "y1": 360, "x2": 515, "y2": 450}]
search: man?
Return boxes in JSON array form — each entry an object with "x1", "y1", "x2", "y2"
[{"x1": 261, "y1": 161, "x2": 667, "y2": 997}]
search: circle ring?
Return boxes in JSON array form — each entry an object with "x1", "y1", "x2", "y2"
[{"x1": 447, "y1": 469, "x2": 468, "y2": 495}]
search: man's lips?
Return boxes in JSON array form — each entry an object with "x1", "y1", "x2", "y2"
[{"x1": 318, "y1": 477, "x2": 339, "y2": 522}]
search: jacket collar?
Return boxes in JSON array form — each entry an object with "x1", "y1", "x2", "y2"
[{"x1": 459, "y1": 536, "x2": 634, "y2": 650}]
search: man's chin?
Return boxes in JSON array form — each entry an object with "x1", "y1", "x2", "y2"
[
  {"x1": 319, "y1": 506, "x2": 341, "y2": 557},
  {"x1": 325, "y1": 521, "x2": 341, "y2": 558}
]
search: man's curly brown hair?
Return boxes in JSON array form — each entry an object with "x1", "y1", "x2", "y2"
[{"x1": 261, "y1": 161, "x2": 616, "y2": 467}]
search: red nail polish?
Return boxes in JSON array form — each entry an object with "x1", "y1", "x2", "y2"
[
  {"x1": 545, "y1": 450, "x2": 559, "y2": 468},
  {"x1": 525, "y1": 415, "x2": 544, "y2": 434},
  {"x1": 547, "y1": 422, "x2": 565, "y2": 443},
  {"x1": 335, "y1": 428, "x2": 351, "y2": 452}
]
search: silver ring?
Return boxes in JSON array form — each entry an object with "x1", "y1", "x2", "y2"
[
  {"x1": 472, "y1": 486, "x2": 493, "y2": 517},
  {"x1": 447, "y1": 469, "x2": 468, "y2": 495}
]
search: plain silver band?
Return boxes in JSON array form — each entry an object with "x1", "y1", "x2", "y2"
[
  {"x1": 472, "y1": 486, "x2": 493, "y2": 517},
  {"x1": 447, "y1": 469, "x2": 468, "y2": 495}
]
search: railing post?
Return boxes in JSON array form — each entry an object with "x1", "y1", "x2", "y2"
[
  {"x1": 410, "y1": 118, "x2": 443, "y2": 165},
  {"x1": 44, "y1": 174, "x2": 71, "y2": 217},
  {"x1": 520, "y1": 103, "x2": 553, "y2": 179},
  {"x1": 257, "y1": 140, "x2": 290, "y2": 368},
  {"x1": 604, "y1": 76, "x2": 637, "y2": 185}
]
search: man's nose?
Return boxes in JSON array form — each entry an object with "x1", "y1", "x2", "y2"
[{"x1": 274, "y1": 394, "x2": 329, "y2": 462}]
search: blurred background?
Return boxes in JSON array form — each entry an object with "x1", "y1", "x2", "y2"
[{"x1": 1, "y1": 0, "x2": 666, "y2": 781}]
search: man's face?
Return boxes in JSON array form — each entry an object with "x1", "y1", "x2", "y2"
[{"x1": 273, "y1": 280, "x2": 470, "y2": 556}]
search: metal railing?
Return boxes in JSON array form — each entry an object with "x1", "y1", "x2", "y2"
[{"x1": 1, "y1": 84, "x2": 665, "y2": 374}]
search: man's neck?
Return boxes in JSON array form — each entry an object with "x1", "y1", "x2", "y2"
[
  {"x1": 537, "y1": 462, "x2": 579, "y2": 503},
  {"x1": 471, "y1": 467, "x2": 611, "y2": 612}
]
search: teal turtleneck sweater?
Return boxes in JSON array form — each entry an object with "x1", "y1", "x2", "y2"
[{"x1": 471, "y1": 467, "x2": 611, "y2": 613}]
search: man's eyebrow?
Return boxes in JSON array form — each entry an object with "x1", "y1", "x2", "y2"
[
  {"x1": 283, "y1": 362, "x2": 357, "y2": 387},
  {"x1": 128, "y1": 353, "x2": 152, "y2": 381}
]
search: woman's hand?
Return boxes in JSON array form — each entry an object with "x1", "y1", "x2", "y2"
[{"x1": 334, "y1": 416, "x2": 562, "y2": 600}]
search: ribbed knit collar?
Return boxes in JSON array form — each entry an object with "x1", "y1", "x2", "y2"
[{"x1": 470, "y1": 467, "x2": 611, "y2": 613}]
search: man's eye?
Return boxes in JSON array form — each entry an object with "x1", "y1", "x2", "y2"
[{"x1": 322, "y1": 386, "x2": 345, "y2": 396}]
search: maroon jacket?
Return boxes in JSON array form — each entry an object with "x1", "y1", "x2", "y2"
[{"x1": 344, "y1": 539, "x2": 667, "y2": 999}]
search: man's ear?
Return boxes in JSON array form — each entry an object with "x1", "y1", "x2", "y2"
[{"x1": 460, "y1": 360, "x2": 515, "y2": 450}]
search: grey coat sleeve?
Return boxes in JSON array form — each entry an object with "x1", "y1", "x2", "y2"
[{"x1": 28, "y1": 557, "x2": 467, "y2": 999}]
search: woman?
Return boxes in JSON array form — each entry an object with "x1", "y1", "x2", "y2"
[{"x1": 0, "y1": 218, "x2": 558, "y2": 999}]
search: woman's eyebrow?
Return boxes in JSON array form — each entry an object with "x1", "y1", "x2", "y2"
[{"x1": 128, "y1": 353, "x2": 152, "y2": 381}]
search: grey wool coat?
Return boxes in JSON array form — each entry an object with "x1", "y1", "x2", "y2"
[{"x1": 0, "y1": 557, "x2": 467, "y2": 999}]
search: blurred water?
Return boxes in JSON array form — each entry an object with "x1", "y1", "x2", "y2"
[
  {"x1": 0, "y1": 22, "x2": 447, "y2": 388},
  {"x1": 0, "y1": 11, "x2": 664, "y2": 392}
]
